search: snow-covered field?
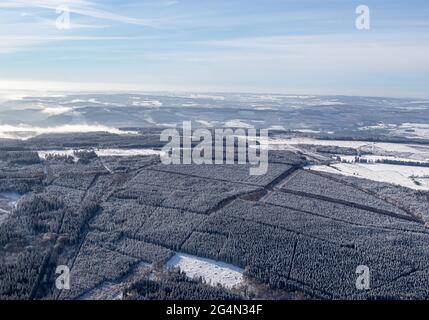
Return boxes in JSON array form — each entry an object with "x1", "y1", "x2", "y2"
[
  {"x1": 307, "y1": 163, "x2": 429, "y2": 191},
  {"x1": 395, "y1": 123, "x2": 429, "y2": 139},
  {"x1": 269, "y1": 136, "x2": 429, "y2": 190},
  {"x1": 360, "y1": 123, "x2": 429, "y2": 140},
  {"x1": 224, "y1": 120, "x2": 253, "y2": 128},
  {"x1": 166, "y1": 253, "x2": 244, "y2": 289},
  {"x1": 95, "y1": 149, "x2": 163, "y2": 157},
  {"x1": 269, "y1": 137, "x2": 429, "y2": 156}
]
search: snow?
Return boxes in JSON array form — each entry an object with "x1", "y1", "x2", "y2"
[
  {"x1": 269, "y1": 137, "x2": 429, "y2": 161},
  {"x1": 94, "y1": 148, "x2": 164, "y2": 157},
  {"x1": 131, "y1": 100, "x2": 162, "y2": 107},
  {"x1": 0, "y1": 192, "x2": 21, "y2": 225},
  {"x1": 360, "y1": 123, "x2": 429, "y2": 139},
  {"x1": 38, "y1": 149, "x2": 76, "y2": 160},
  {"x1": 307, "y1": 163, "x2": 429, "y2": 191},
  {"x1": 270, "y1": 137, "x2": 420, "y2": 152},
  {"x1": 414, "y1": 178, "x2": 429, "y2": 189},
  {"x1": 40, "y1": 106, "x2": 73, "y2": 116},
  {"x1": 253, "y1": 106, "x2": 277, "y2": 111},
  {"x1": 166, "y1": 253, "x2": 244, "y2": 289},
  {"x1": 188, "y1": 94, "x2": 225, "y2": 101},
  {"x1": 224, "y1": 120, "x2": 253, "y2": 129},
  {"x1": 315, "y1": 101, "x2": 345, "y2": 106},
  {"x1": 87, "y1": 98, "x2": 124, "y2": 107},
  {"x1": 295, "y1": 129, "x2": 321, "y2": 134},
  {"x1": 269, "y1": 125, "x2": 286, "y2": 131},
  {"x1": 271, "y1": 136, "x2": 429, "y2": 190},
  {"x1": 255, "y1": 95, "x2": 281, "y2": 102},
  {"x1": 396, "y1": 123, "x2": 429, "y2": 139}
]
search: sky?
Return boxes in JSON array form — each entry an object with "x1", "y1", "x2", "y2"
[{"x1": 0, "y1": 0, "x2": 428, "y2": 98}]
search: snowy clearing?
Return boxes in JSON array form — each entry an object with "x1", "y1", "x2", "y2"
[
  {"x1": 95, "y1": 148, "x2": 164, "y2": 157},
  {"x1": 166, "y1": 253, "x2": 244, "y2": 289},
  {"x1": 307, "y1": 163, "x2": 429, "y2": 191},
  {"x1": 269, "y1": 137, "x2": 429, "y2": 162},
  {"x1": 224, "y1": 120, "x2": 253, "y2": 128},
  {"x1": 269, "y1": 137, "x2": 426, "y2": 153},
  {"x1": 395, "y1": 123, "x2": 429, "y2": 139}
]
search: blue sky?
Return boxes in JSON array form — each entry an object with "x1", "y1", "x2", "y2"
[{"x1": 0, "y1": 0, "x2": 428, "y2": 97}]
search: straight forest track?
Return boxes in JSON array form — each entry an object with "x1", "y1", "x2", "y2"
[
  {"x1": 278, "y1": 188, "x2": 422, "y2": 224},
  {"x1": 309, "y1": 170, "x2": 425, "y2": 223}
]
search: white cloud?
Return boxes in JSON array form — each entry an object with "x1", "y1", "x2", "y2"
[
  {"x1": 0, "y1": 0, "x2": 158, "y2": 53},
  {"x1": 0, "y1": 123, "x2": 132, "y2": 140},
  {"x1": 0, "y1": 0, "x2": 154, "y2": 26}
]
